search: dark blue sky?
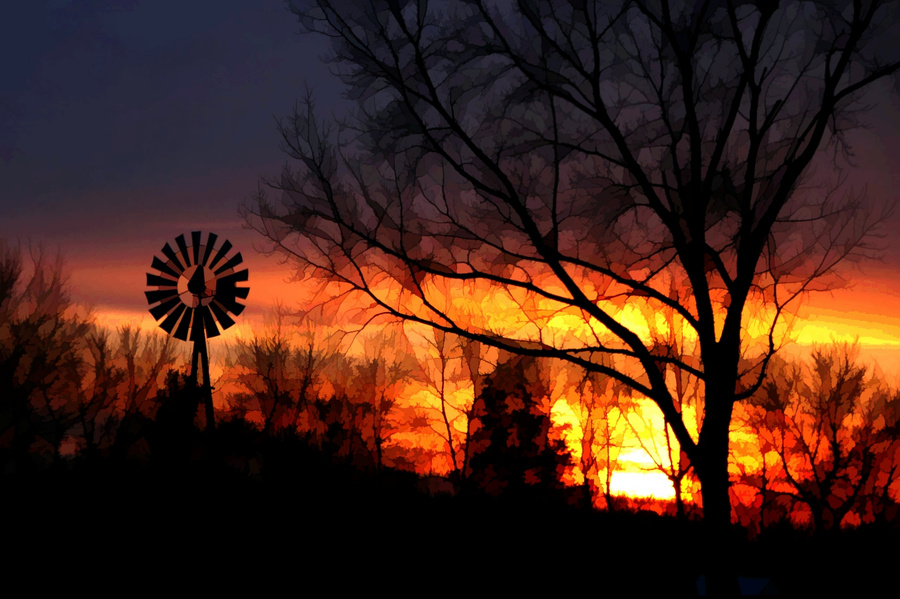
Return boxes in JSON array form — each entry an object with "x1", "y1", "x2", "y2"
[
  {"x1": 1, "y1": 0, "x2": 899, "y2": 333},
  {"x1": 1, "y1": 0, "x2": 351, "y2": 194},
  {"x1": 0, "y1": 0, "x2": 352, "y2": 320}
]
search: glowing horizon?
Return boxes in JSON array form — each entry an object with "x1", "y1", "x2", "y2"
[{"x1": 82, "y1": 278, "x2": 900, "y2": 508}]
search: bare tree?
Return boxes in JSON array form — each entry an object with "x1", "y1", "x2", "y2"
[
  {"x1": 227, "y1": 325, "x2": 296, "y2": 434},
  {"x1": 0, "y1": 242, "x2": 91, "y2": 468},
  {"x1": 244, "y1": 1, "x2": 900, "y2": 593},
  {"x1": 406, "y1": 326, "x2": 480, "y2": 481},
  {"x1": 742, "y1": 344, "x2": 900, "y2": 533},
  {"x1": 623, "y1": 303, "x2": 703, "y2": 517},
  {"x1": 117, "y1": 324, "x2": 180, "y2": 417},
  {"x1": 626, "y1": 402, "x2": 697, "y2": 516},
  {"x1": 301, "y1": 327, "x2": 418, "y2": 469},
  {"x1": 224, "y1": 314, "x2": 324, "y2": 435},
  {"x1": 73, "y1": 327, "x2": 126, "y2": 459},
  {"x1": 352, "y1": 329, "x2": 418, "y2": 471},
  {"x1": 572, "y1": 367, "x2": 633, "y2": 511}
]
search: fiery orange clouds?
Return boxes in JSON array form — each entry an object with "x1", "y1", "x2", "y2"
[{"x1": 76, "y1": 253, "x2": 900, "y2": 506}]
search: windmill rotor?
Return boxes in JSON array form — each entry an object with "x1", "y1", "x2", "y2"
[
  {"x1": 145, "y1": 231, "x2": 249, "y2": 432},
  {"x1": 145, "y1": 231, "x2": 250, "y2": 341}
]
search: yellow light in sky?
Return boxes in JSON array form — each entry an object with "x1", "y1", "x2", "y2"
[
  {"x1": 85, "y1": 267, "x2": 900, "y2": 505},
  {"x1": 610, "y1": 471, "x2": 676, "y2": 500}
]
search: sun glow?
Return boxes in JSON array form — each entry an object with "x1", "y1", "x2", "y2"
[
  {"x1": 610, "y1": 471, "x2": 677, "y2": 500},
  {"x1": 86, "y1": 265, "x2": 900, "y2": 508}
]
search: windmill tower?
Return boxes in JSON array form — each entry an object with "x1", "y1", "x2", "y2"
[{"x1": 145, "y1": 231, "x2": 249, "y2": 430}]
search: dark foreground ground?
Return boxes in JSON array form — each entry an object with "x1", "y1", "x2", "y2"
[{"x1": 4, "y1": 431, "x2": 898, "y2": 597}]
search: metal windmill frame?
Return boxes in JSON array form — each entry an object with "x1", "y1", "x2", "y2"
[{"x1": 145, "y1": 231, "x2": 249, "y2": 430}]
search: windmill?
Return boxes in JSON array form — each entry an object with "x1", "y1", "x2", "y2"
[{"x1": 145, "y1": 231, "x2": 249, "y2": 430}]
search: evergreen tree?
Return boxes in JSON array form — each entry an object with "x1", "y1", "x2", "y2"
[{"x1": 467, "y1": 355, "x2": 572, "y2": 504}]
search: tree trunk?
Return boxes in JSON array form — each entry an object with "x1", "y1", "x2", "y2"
[
  {"x1": 375, "y1": 434, "x2": 383, "y2": 473},
  {"x1": 672, "y1": 474, "x2": 685, "y2": 519},
  {"x1": 696, "y1": 373, "x2": 740, "y2": 597},
  {"x1": 698, "y1": 463, "x2": 740, "y2": 597}
]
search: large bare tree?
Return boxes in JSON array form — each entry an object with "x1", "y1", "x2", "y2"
[{"x1": 244, "y1": 0, "x2": 899, "y2": 593}]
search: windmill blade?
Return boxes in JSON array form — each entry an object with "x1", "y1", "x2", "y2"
[
  {"x1": 147, "y1": 231, "x2": 248, "y2": 342},
  {"x1": 161, "y1": 243, "x2": 185, "y2": 273},
  {"x1": 216, "y1": 281, "x2": 250, "y2": 315},
  {"x1": 191, "y1": 231, "x2": 202, "y2": 265},
  {"x1": 175, "y1": 234, "x2": 192, "y2": 267},
  {"x1": 216, "y1": 274, "x2": 250, "y2": 302},
  {"x1": 159, "y1": 303, "x2": 187, "y2": 334},
  {"x1": 216, "y1": 294, "x2": 246, "y2": 316},
  {"x1": 150, "y1": 295, "x2": 181, "y2": 320},
  {"x1": 147, "y1": 273, "x2": 178, "y2": 287},
  {"x1": 201, "y1": 232, "x2": 218, "y2": 266},
  {"x1": 145, "y1": 288, "x2": 178, "y2": 305},
  {"x1": 199, "y1": 306, "x2": 220, "y2": 338},
  {"x1": 209, "y1": 301, "x2": 236, "y2": 330},
  {"x1": 215, "y1": 269, "x2": 249, "y2": 286},
  {"x1": 174, "y1": 307, "x2": 193, "y2": 341},
  {"x1": 208, "y1": 239, "x2": 232, "y2": 270},
  {"x1": 214, "y1": 251, "x2": 243, "y2": 275},
  {"x1": 151, "y1": 257, "x2": 180, "y2": 279}
]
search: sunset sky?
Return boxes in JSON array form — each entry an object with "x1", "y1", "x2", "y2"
[{"x1": 2, "y1": 0, "x2": 900, "y2": 375}]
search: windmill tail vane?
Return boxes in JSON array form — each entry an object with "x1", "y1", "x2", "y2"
[{"x1": 145, "y1": 231, "x2": 250, "y2": 341}]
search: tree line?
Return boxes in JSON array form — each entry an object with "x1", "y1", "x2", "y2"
[{"x1": 3, "y1": 239, "x2": 898, "y2": 538}]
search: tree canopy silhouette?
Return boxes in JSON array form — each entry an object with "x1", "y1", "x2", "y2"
[
  {"x1": 466, "y1": 353, "x2": 573, "y2": 502},
  {"x1": 244, "y1": 1, "x2": 900, "y2": 594}
]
